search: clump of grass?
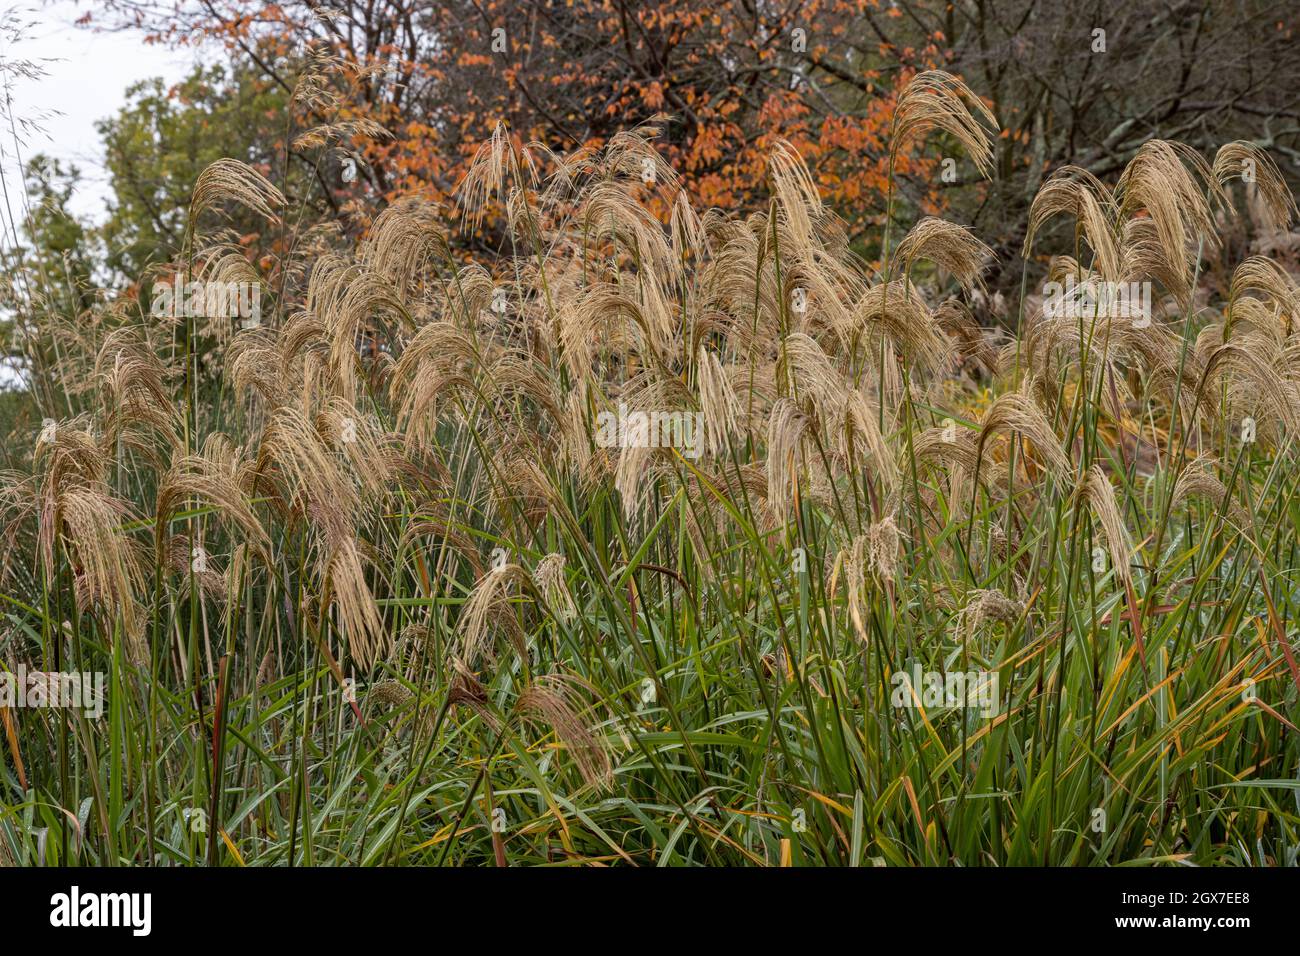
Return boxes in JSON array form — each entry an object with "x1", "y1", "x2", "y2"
[{"x1": 1, "y1": 70, "x2": 1298, "y2": 868}]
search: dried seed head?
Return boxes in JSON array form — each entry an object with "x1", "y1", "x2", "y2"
[
  {"x1": 977, "y1": 392, "x2": 1071, "y2": 478},
  {"x1": 1024, "y1": 168, "x2": 1119, "y2": 282},
  {"x1": 768, "y1": 140, "x2": 824, "y2": 251},
  {"x1": 457, "y1": 122, "x2": 515, "y2": 228},
  {"x1": 892, "y1": 70, "x2": 999, "y2": 179},
  {"x1": 534, "y1": 553, "x2": 577, "y2": 623},
  {"x1": 1079, "y1": 466, "x2": 1133, "y2": 591},
  {"x1": 697, "y1": 346, "x2": 742, "y2": 457},
  {"x1": 1117, "y1": 141, "x2": 1221, "y2": 293},
  {"x1": 325, "y1": 537, "x2": 388, "y2": 668},
  {"x1": 1170, "y1": 459, "x2": 1249, "y2": 527},
  {"x1": 191, "y1": 158, "x2": 285, "y2": 225},
  {"x1": 896, "y1": 217, "x2": 993, "y2": 294},
  {"x1": 370, "y1": 679, "x2": 415, "y2": 708},
  {"x1": 1213, "y1": 142, "x2": 1298, "y2": 235},
  {"x1": 766, "y1": 398, "x2": 812, "y2": 518},
  {"x1": 516, "y1": 672, "x2": 612, "y2": 790},
  {"x1": 457, "y1": 562, "x2": 531, "y2": 665},
  {"x1": 954, "y1": 589, "x2": 1023, "y2": 643}
]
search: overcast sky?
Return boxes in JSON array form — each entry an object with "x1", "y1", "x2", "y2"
[{"x1": 1, "y1": 0, "x2": 193, "y2": 222}]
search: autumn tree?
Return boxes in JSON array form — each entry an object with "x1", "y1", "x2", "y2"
[
  {"x1": 98, "y1": 64, "x2": 302, "y2": 279},
  {"x1": 91, "y1": 0, "x2": 957, "y2": 257},
  {"x1": 89, "y1": 0, "x2": 1300, "y2": 286}
]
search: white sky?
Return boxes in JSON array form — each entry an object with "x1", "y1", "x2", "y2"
[{"x1": 0, "y1": 0, "x2": 194, "y2": 222}]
